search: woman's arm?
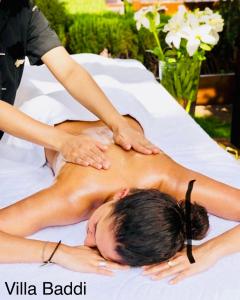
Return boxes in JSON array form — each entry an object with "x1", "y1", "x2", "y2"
[
  {"x1": 164, "y1": 157, "x2": 240, "y2": 221},
  {"x1": 0, "y1": 231, "x2": 123, "y2": 275},
  {"x1": 0, "y1": 231, "x2": 50, "y2": 263},
  {"x1": 0, "y1": 100, "x2": 108, "y2": 168},
  {"x1": 142, "y1": 225, "x2": 240, "y2": 284},
  {"x1": 0, "y1": 184, "x2": 91, "y2": 237}
]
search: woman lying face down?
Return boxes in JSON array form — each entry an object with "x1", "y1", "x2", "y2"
[
  {"x1": 0, "y1": 116, "x2": 239, "y2": 273},
  {"x1": 84, "y1": 188, "x2": 209, "y2": 266}
]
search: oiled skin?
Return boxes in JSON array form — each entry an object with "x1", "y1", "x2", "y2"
[{"x1": 0, "y1": 117, "x2": 239, "y2": 236}]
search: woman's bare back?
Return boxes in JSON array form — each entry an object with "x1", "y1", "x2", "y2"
[
  {"x1": 46, "y1": 117, "x2": 173, "y2": 202},
  {"x1": 0, "y1": 117, "x2": 239, "y2": 238},
  {"x1": 45, "y1": 117, "x2": 240, "y2": 222}
]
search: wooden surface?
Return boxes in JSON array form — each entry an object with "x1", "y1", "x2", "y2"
[{"x1": 197, "y1": 74, "x2": 236, "y2": 105}]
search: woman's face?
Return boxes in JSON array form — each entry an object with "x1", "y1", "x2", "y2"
[{"x1": 84, "y1": 201, "x2": 123, "y2": 263}]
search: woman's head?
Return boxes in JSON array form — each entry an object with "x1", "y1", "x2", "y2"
[{"x1": 84, "y1": 189, "x2": 209, "y2": 266}]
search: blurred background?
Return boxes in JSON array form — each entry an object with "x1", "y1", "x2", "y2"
[{"x1": 34, "y1": 0, "x2": 240, "y2": 155}]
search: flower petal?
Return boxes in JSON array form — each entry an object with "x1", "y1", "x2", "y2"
[
  {"x1": 187, "y1": 38, "x2": 200, "y2": 56},
  {"x1": 141, "y1": 16, "x2": 150, "y2": 29},
  {"x1": 200, "y1": 32, "x2": 217, "y2": 45},
  {"x1": 172, "y1": 34, "x2": 181, "y2": 49}
]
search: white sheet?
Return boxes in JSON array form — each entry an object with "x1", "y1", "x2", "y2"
[{"x1": 0, "y1": 54, "x2": 239, "y2": 300}]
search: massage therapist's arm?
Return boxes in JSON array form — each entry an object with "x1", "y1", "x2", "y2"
[
  {"x1": 42, "y1": 47, "x2": 159, "y2": 155},
  {"x1": 0, "y1": 100, "x2": 108, "y2": 168},
  {"x1": 143, "y1": 225, "x2": 240, "y2": 284},
  {"x1": 0, "y1": 231, "x2": 123, "y2": 274}
]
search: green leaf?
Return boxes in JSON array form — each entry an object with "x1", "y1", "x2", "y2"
[
  {"x1": 200, "y1": 43, "x2": 212, "y2": 51},
  {"x1": 173, "y1": 72, "x2": 182, "y2": 99},
  {"x1": 168, "y1": 58, "x2": 177, "y2": 63},
  {"x1": 151, "y1": 47, "x2": 164, "y2": 59},
  {"x1": 165, "y1": 49, "x2": 177, "y2": 58}
]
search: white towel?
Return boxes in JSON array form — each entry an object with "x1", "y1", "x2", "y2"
[{"x1": 0, "y1": 54, "x2": 239, "y2": 300}]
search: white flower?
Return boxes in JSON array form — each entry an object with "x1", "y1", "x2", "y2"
[
  {"x1": 181, "y1": 13, "x2": 218, "y2": 56},
  {"x1": 164, "y1": 5, "x2": 187, "y2": 33},
  {"x1": 164, "y1": 5, "x2": 222, "y2": 56},
  {"x1": 165, "y1": 31, "x2": 182, "y2": 49},
  {"x1": 197, "y1": 7, "x2": 224, "y2": 33},
  {"x1": 135, "y1": 10, "x2": 150, "y2": 30},
  {"x1": 134, "y1": 6, "x2": 160, "y2": 31},
  {"x1": 164, "y1": 5, "x2": 187, "y2": 49}
]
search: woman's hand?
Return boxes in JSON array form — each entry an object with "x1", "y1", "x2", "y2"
[
  {"x1": 59, "y1": 133, "x2": 110, "y2": 170},
  {"x1": 54, "y1": 245, "x2": 129, "y2": 275},
  {"x1": 142, "y1": 242, "x2": 222, "y2": 284},
  {"x1": 112, "y1": 121, "x2": 160, "y2": 155}
]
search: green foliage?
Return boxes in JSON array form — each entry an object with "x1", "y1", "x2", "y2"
[
  {"x1": 68, "y1": 13, "x2": 154, "y2": 61},
  {"x1": 123, "y1": 0, "x2": 134, "y2": 16},
  {"x1": 34, "y1": 0, "x2": 69, "y2": 45},
  {"x1": 194, "y1": 115, "x2": 230, "y2": 139},
  {"x1": 34, "y1": 1, "x2": 168, "y2": 63},
  {"x1": 59, "y1": 0, "x2": 107, "y2": 14}
]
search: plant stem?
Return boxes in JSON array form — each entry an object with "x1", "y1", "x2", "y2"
[
  {"x1": 186, "y1": 100, "x2": 192, "y2": 114},
  {"x1": 153, "y1": 30, "x2": 164, "y2": 61}
]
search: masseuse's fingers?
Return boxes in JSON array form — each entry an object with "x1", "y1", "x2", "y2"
[
  {"x1": 89, "y1": 148, "x2": 110, "y2": 169},
  {"x1": 82, "y1": 142, "x2": 109, "y2": 169},
  {"x1": 132, "y1": 141, "x2": 155, "y2": 155},
  {"x1": 84, "y1": 155, "x2": 103, "y2": 170},
  {"x1": 75, "y1": 158, "x2": 90, "y2": 167},
  {"x1": 95, "y1": 141, "x2": 108, "y2": 152},
  {"x1": 131, "y1": 136, "x2": 160, "y2": 155},
  {"x1": 84, "y1": 146, "x2": 107, "y2": 168},
  {"x1": 113, "y1": 123, "x2": 160, "y2": 155},
  {"x1": 60, "y1": 133, "x2": 110, "y2": 169},
  {"x1": 141, "y1": 141, "x2": 160, "y2": 154}
]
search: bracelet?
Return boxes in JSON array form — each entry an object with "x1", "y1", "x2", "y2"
[
  {"x1": 41, "y1": 240, "x2": 62, "y2": 267},
  {"x1": 41, "y1": 241, "x2": 50, "y2": 264}
]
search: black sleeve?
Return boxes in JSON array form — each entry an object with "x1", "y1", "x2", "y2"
[
  {"x1": 26, "y1": 5, "x2": 62, "y2": 66},
  {"x1": 0, "y1": 70, "x2": 2, "y2": 100}
]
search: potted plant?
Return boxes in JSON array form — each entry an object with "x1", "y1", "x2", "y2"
[{"x1": 134, "y1": 4, "x2": 224, "y2": 114}]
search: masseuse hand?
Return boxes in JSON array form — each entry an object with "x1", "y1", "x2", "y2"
[
  {"x1": 54, "y1": 245, "x2": 128, "y2": 275},
  {"x1": 112, "y1": 120, "x2": 160, "y2": 155},
  {"x1": 59, "y1": 133, "x2": 110, "y2": 169},
  {"x1": 142, "y1": 242, "x2": 220, "y2": 284}
]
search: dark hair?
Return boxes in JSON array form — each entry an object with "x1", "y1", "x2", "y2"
[{"x1": 111, "y1": 189, "x2": 209, "y2": 267}]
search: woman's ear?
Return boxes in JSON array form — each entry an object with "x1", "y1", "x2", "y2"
[{"x1": 112, "y1": 188, "x2": 130, "y2": 201}]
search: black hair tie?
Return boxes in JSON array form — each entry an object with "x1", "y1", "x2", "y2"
[{"x1": 185, "y1": 180, "x2": 196, "y2": 264}]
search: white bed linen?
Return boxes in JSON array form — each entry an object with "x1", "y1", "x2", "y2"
[{"x1": 0, "y1": 54, "x2": 239, "y2": 300}]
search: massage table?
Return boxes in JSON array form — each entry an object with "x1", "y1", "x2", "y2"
[{"x1": 0, "y1": 54, "x2": 239, "y2": 300}]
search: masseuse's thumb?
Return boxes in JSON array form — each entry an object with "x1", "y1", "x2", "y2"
[
  {"x1": 122, "y1": 143, "x2": 132, "y2": 150},
  {"x1": 116, "y1": 136, "x2": 132, "y2": 151},
  {"x1": 120, "y1": 141, "x2": 132, "y2": 151}
]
